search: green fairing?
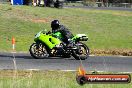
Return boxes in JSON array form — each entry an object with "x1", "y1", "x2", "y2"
[
  {"x1": 72, "y1": 35, "x2": 79, "y2": 40},
  {"x1": 35, "y1": 33, "x2": 61, "y2": 49},
  {"x1": 72, "y1": 34, "x2": 87, "y2": 40},
  {"x1": 34, "y1": 30, "x2": 87, "y2": 49},
  {"x1": 52, "y1": 32, "x2": 63, "y2": 39}
]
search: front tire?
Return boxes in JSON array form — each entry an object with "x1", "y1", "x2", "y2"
[
  {"x1": 72, "y1": 43, "x2": 89, "y2": 60},
  {"x1": 29, "y1": 43, "x2": 49, "y2": 59}
]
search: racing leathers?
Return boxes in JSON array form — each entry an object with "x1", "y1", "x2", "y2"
[{"x1": 52, "y1": 25, "x2": 74, "y2": 46}]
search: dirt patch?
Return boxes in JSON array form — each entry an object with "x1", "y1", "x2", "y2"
[
  {"x1": 31, "y1": 18, "x2": 49, "y2": 23},
  {"x1": 91, "y1": 49, "x2": 132, "y2": 56},
  {"x1": 112, "y1": 12, "x2": 132, "y2": 17},
  {"x1": 0, "y1": 70, "x2": 30, "y2": 77}
]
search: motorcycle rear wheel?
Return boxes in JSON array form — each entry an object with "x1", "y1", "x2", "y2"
[{"x1": 72, "y1": 43, "x2": 89, "y2": 60}]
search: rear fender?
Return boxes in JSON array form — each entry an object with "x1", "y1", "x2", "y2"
[{"x1": 72, "y1": 34, "x2": 88, "y2": 42}]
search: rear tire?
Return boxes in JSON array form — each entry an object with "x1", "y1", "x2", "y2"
[
  {"x1": 72, "y1": 43, "x2": 89, "y2": 60},
  {"x1": 29, "y1": 43, "x2": 49, "y2": 59}
]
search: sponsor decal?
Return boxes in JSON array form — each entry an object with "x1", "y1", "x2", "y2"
[{"x1": 76, "y1": 66, "x2": 131, "y2": 85}]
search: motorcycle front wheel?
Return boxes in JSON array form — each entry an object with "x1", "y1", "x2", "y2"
[{"x1": 29, "y1": 43, "x2": 49, "y2": 59}]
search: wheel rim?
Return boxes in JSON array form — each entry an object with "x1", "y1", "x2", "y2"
[
  {"x1": 31, "y1": 43, "x2": 48, "y2": 58},
  {"x1": 78, "y1": 45, "x2": 89, "y2": 56}
]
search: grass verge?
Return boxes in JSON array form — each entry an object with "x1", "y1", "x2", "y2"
[
  {"x1": 0, "y1": 4, "x2": 132, "y2": 55},
  {"x1": 0, "y1": 70, "x2": 132, "y2": 88}
]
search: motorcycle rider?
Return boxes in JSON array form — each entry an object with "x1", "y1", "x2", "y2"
[{"x1": 51, "y1": 20, "x2": 74, "y2": 47}]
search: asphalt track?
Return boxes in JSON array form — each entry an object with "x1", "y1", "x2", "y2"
[{"x1": 0, "y1": 52, "x2": 132, "y2": 72}]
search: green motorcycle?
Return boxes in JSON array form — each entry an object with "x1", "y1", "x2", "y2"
[{"x1": 29, "y1": 30, "x2": 89, "y2": 60}]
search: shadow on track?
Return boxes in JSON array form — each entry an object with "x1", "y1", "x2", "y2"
[
  {"x1": 0, "y1": 53, "x2": 75, "y2": 60},
  {"x1": 0, "y1": 54, "x2": 33, "y2": 59}
]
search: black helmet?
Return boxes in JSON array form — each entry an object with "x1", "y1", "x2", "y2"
[{"x1": 51, "y1": 20, "x2": 60, "y2": 30}]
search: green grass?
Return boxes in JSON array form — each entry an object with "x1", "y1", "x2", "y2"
[
  {"x1": 0, "y1": 4, "x2": 132, "y2": 52},
  {"x1": 0, "y1": 70, "x2": 132, "y2": 88}
]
